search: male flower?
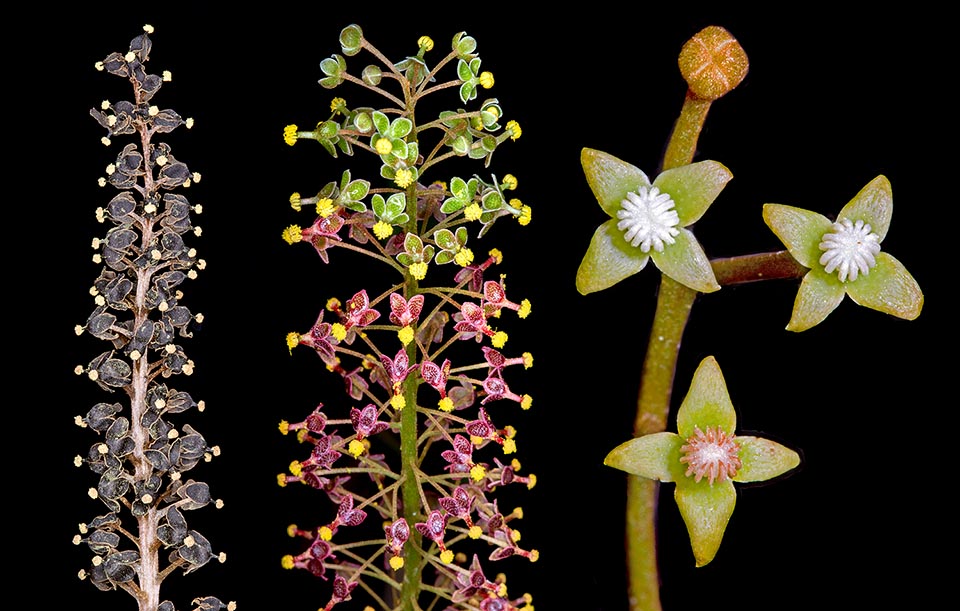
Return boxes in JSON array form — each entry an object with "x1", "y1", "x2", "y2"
[
  {"x1": 763, "y1": 175, "x2": 923, "y2": 331},
  {"x1": 577, "y1": 148, "x2": 732, "y2": 294}
]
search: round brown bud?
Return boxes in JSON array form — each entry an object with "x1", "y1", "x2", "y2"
[{"x1": 678, "y1": 26, "x2": 749, "y2": 100}]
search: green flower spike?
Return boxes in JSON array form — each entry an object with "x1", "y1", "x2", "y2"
[
  {"x1": 576, "y1": 148, "x2": 732, "y2": 295},
  {"x1": 604, "y1": 356, "x2": 800, "y2": 567},
  {"x1": 762, "y1": 175, "x2": 923, "y2": 332}
]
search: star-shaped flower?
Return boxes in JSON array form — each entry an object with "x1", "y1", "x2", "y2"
[
  {"x1": 576, "y1": 148, "x2": 732, "y2": 294},
  {"x1": 604, "y1": 356, "x2": 800, "y2": 567},
  {"x1": 762, "y1": 175, "x2": 923, "y2": 331}
]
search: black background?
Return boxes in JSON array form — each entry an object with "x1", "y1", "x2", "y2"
[{"x1": 23, "y1": 4, "x2": 947, "y2": 611}]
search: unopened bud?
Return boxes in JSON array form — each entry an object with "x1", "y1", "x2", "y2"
[{"x1": 678, "y1": 26, "x2": 748, "y2": 101}]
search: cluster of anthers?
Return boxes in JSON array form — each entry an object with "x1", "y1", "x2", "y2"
[
  {"x1": 617, "y1": 185, "x2": 681, "y2": 253},
  {"x1": 818, "y1": 218, "x2": 881, "y2": 283}
]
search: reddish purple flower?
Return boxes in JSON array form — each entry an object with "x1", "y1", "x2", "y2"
[
  {"x1": 309, "y1": 434, "x2": 343, "y2": 470},
  {"x1": 453, "y1": 554, "x2": 496, "y2": 603},
  {"x1": 322, "y1": 574, "x2": 359, "y2": 610},
  {"x1": 304, "y1": 405, "x2": 327, "y2": 434},
  {"x1": 326, "y1": 495, "x2": 367, "y2": 534},
  {"x1": 481, "y1": 346, "x2": 527, "y2": 375},
  {"x1": 420, "y1": 358, "x2": 451, "y2": 398},
  {"x1": 414, "y1": 509, "x2": 448, "y2": 551},
  {"x1": 481, "y1": 375, "x2": 524, "y2": 406},
  {"x1": 466, "y1": 408, "x2": 501, "y2": 443},
  {"x1": 380, "y1": 348, "x2": 419, "y2": 397},
  {"x1": 454, "y1": 301, "x2": 494, "y2": 341},
  {"x1": 439, "y1": 486, "x2": 475, "y2": 526},
  {"x1": 299, "y1": 309, "x2": 339, "y2": 364},
  {"x1": 385, "y1": 518, "x2": 409, "y2": 556},
  {"x1": 441, "y1": 434, "x2": 476, "y2": 475},
  {"x1": 343, "y1": 289, "x2": 380, "y2": 330},
  {"x1": 341, "y1": 365, "x2": 369, "y2": 401},
  {"x1": 454, "y1": 250, "x2": 500, "y2": 292},
  {"x1": 307, "y1": 538, "x2": 336, "y2": 580},
  {"x1": 301, "y1": 213, "x2": 345, "y2": 264},
  {"x1": 349, "y1": 404, "x2": 389, "y2": 439},
  {"x1": 388, "y1": 292, "x2": 424, "y2": 327}
]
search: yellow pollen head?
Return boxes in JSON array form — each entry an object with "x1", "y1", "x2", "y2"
[
  {"x1": 491, "y1": 331, "x2": 508, "y2": 349},
  {"x1": 518, "y1": 299, "x2": 532, "y2": 319},
  {"x1": 373, "y1": 220, "x2": 394, "y2": 240},
  {"x1": 479, "y1": 71, "x2": 495, "y2": 89},
  {"x1": 489, "y1": 248, "x2": 503, "y2": 264},
  {"x1": 391, "y1": 394, "x2": 406, "y2": 410},
  {"x1": 409, "y1": 262, "x2": 428, "y2": 280},
  {"x1": 319, "y1": 526, "x2": 334, "y2": 541},
  {"x1": 375, "y1": 137, "x2": 393, "y2": 155},
  {"x1": 502, "y1": 174, "x2": 518, "y2": 190},
  {"x1": 289, "y1": 192, "x2": 302, "y2": 211},
  {"x1": 464, "y1": 203, "x2": 483, "y2": 221},
  {"x1": 468, "y1": 525, "x2": 483, "y2": 539},
  {"x1": 285, "y1": 333, "x2": 300, "y2": 354},
  {"x1": 348, "y1": 439, "x2": 365, "y2": 458},
  {"x1": 470, "y1": 464, "x2": 487, "y2": 482},
  {"x1": 282, "y1": 225, "x2": 303, "y2": 245},
  {"x1": 398, "y1": 325, "x2": 415, "y2": 346},
  {"x1": 394, "y1": 168, "x2": 414, "y2": 188},
  {"x1": 418, "y1": 35, "x2": 434, "y2": 51},
  {"x1": 520, "y1": 395, "x2": 532, "y2": 410},
  {"x1": 454, "y1": 247, "x2": 475, "y2": 267},
  {"x1": 283, "y1": 124, "x2": 298, "y2": 146},
  {"x1": 438, "y1": 397, "x2": 455, "y2": 412},
  {"x1": 288, "y1": 460, "x2": 302, "y2": 476},
  {"x1": 331, "y1": 323, "x2": 347, "y2": 342},
  {"x1": 503, "y1": 438, "x2": 517, "y2": 454},
  {"x1": 316, "y1": 198, "x2": 335, "y2": 217},
  {"x1": 281, "y1": 555, "x2": 295, "y2": 569},
  {"x1": 389, "y1": 555, "x2": 405, "y2": 570},
  {"x1": 440, "y1": 549, "x2": 454, "y2": 564}
]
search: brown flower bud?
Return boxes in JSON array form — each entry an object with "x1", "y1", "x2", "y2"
[{"x1": 678, "y1": 26, "x2": 749, "y2": 100}]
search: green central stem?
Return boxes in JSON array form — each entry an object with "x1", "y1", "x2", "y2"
[
  {"x1": 399, "y1": 96, "x2": 423, "y2": 610},
  {"x1": 626, "y1": 275, "x2": 697, "y2": 611}
]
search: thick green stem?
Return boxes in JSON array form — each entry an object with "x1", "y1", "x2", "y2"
[
  {"x1": 626, "y1": 277, "x2": 697, "y2": 611},
  {"x1": 399, "y1": 98, "x2": 423, "y2": 611}
]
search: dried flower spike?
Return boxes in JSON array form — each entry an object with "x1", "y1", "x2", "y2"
[{"x1": 77, "y1": 26, "x2": 231, "y2": 610}]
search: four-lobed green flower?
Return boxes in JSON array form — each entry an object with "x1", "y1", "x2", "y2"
[
  {"x1": 604, "y1": 356, "x2": 800, "y2": 567},
  {"x1": 576, "y1": 148, "x2": 732, "y2": 295},
  {"x1": 763, "y1": 175, "x2": 923, "y2": 332}
]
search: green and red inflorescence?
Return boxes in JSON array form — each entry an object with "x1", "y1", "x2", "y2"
[{"x1": 278, "y1": 24, "x2": 537, "y2": 611}]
